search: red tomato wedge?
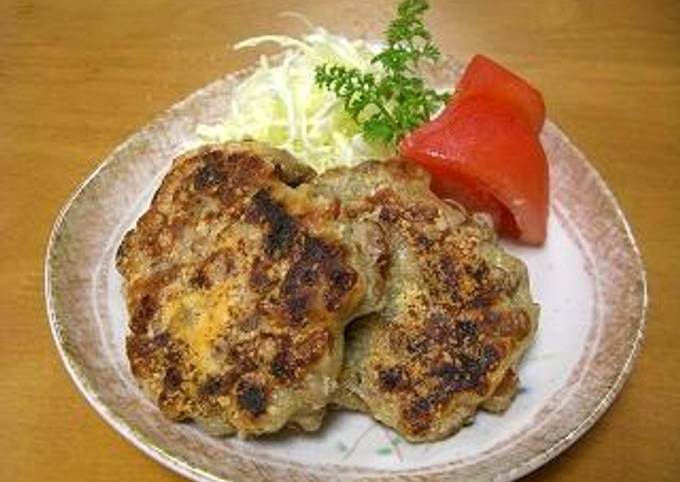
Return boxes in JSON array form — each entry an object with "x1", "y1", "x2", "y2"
[
  {"x1": 400, "y1": 95, "x2": 549, "y2": 245},
  {"x1": 456, "y1": 55, "x2": 545, "y2": 134}
]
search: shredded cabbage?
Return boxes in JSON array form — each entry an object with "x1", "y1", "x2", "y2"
[{"x1": 196, "y1": 21, "x2": 394, "y2": 172}]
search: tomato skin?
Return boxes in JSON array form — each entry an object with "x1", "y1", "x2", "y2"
[
  {"x1": 427, "y1": 169, "x2": 519, "y2": 239},
  {"x1": 456, "y1": 55, "x2": 545, "y2": 134},
  {"x1": 400, "y1": 95, "x2": 549, "y2": 245}
]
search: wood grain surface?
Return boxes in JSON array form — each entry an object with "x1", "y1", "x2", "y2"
[{"x1": 1, "y1": 0, "x2": 678, "y2": 480}]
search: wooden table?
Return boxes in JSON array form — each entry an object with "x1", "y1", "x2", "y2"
[{"x1": 1, "y1": 0, "x2": 678, "y2": 480}]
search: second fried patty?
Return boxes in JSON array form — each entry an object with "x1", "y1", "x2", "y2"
[{"x1": 303, "y1": 160, "x2": 539, "y2": 442}]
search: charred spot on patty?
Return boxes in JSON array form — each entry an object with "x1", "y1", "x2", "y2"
[
  {"x1": 126, "y1": 336, "x2": 158, "y2": 378},
  {"x1": 297, "y1": 237, "x2": 358, "y2": 312},
  {"x1": 378, "y1": 366, "x2": 408, "y2": 392},
  {"x1": 272, "y1": 160, "x2": 315, "y2": 187},
  {"x1": 279, "y1": 235, "x2": 357, "y2": 322},
  {"x1": 194, "y1": 154, "x2": 226, "y2": 191},
  {"x1": 326, "y1": 266, "x2": 358, "y2": 311},
  {"x1": 432, "y1": 361, "x2": 460, "y2": 382},
  {"x1": 246, "y1": 189, "x2": 298, "y2": 258},
  {"x1": 284, "y1": 294, "x2": 310, "y2": 324},
  {"x1": 462, "y1": 353, "x2": 494, "y2": 393},
  {"x1": 455, "y1": 319, "x2": 478, "y2": 346},
  {"x1": 131, "y1": 294, "x2": 158, "y2": 334},
  {"x1": 189, "y1": 270, "x2": 210, "y2": 289},
  {"x1": 163, "y1": 366, "x2": 183, "y2": 391},
  {"x1": 438, "y1": 255, "x2": 461, "y2": 300},
  {"x1": 270, "y1": 349, "x2": 294, "y2": 380},
  {"x1": 153, "y1": 332, "x2": 170, "y2": 347},
  {"x1": 403, "y1": 396, "x2": 434, "y2": 434},
  {"x1": 378, "y1": 205, "x2": 400, "y2": 223},
  {"x1": 481, "y1": 344, "x2": 501, "y2": 371},
  {"x1": 405, "y1": 334, "x2": 430, "y2": 355},
  {"x1": 236, "y1": 381, "x2": 267, "y2": 416},
  {"x1": 415, "y1": 232, "x2": 433, "y2": 248},
  {"x1": 438, "y1": 355, "x2": 485, "y2": 394},
  {"x1": 200, "y1": 373, "x2": 236, "y2": 397}
]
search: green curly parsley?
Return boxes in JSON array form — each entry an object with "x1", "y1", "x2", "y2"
[{"x1": 315, "y1": 0, "x2": 449, "y2": 145}]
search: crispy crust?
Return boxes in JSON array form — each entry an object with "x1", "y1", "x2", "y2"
[
  {"x1": 116, "y1": 141, "x2": 375, "y2": 437},
  {"x1": 310, "y1": 160, "x2": 539, "y2": 442}
]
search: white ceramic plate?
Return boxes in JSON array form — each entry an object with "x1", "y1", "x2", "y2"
[{"x1": 45, "y1": 58, "x2": 647, "y2": 481}]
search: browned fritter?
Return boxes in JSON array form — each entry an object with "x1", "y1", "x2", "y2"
[
  {"x1": 116, "y1": 141, "x2": 386, "y2": 437},
  {"x1": 304, "y1": 160, "x2": 539, "y2": 442}
]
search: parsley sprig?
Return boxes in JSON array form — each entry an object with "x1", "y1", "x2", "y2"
[{"x1": 315, "y1": 0, "x2": 449, "y2": 144}]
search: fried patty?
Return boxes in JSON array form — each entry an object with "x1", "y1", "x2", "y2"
[
  {"x1": 304, "y1": 160, "x2": 539, "y2": 442},
  {"x1": 116, "y1": 141, "x2": 386, "y2": 437}
]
